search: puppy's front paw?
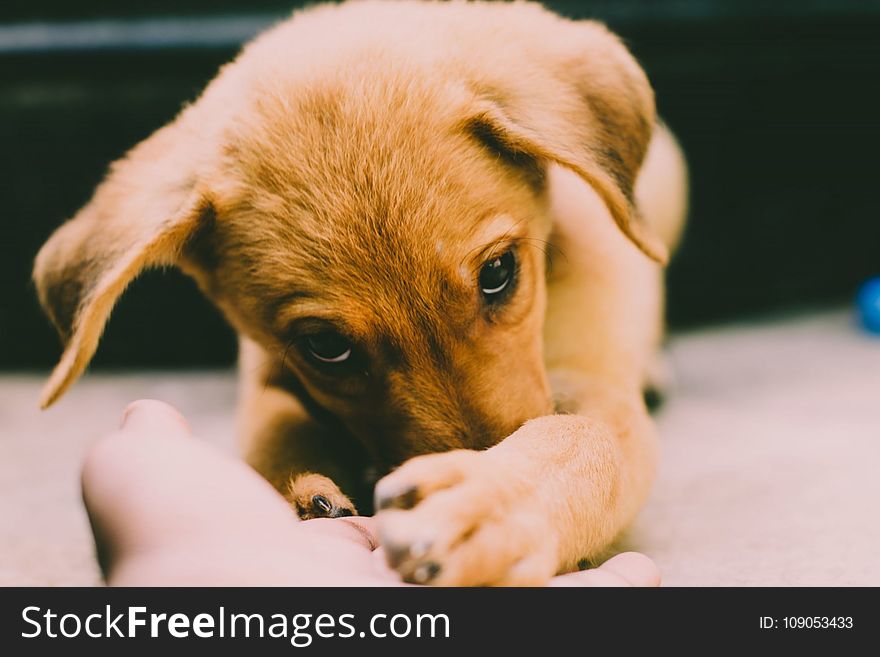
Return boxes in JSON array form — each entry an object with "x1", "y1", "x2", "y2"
[
  {"x1": 286, "y1": 472, "x2": 357, "y2": 520},
  {"x1": 375, "y1": 450, "x2": 557, "y2": 586}
]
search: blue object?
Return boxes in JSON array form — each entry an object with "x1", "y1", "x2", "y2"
[{"x1": 856, "y1": 277, "x2": 880, "y2": 334}]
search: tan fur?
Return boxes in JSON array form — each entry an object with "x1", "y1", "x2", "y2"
[{"x1": 33, "y1": 1, "x2": 687, "y2": 585}]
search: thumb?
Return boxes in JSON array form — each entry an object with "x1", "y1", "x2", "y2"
[
  {"x1": 119, "y1": 399, "x2": 191, "y2": 437},
  {"x1": 83, "y1": 399, "x2": 302, "y2": 584},
  {"x1": 82, "y1": 400, "x2": 193, "y2": 577}
]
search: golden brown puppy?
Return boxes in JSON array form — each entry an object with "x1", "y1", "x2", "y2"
[{"x1": 33, "y1": 0, "x2": 688, "y2": 585}]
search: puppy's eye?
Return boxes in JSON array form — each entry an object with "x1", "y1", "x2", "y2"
[
  {"x1": 304, "y1": 331, "x2": 352, "y2": 364},
  {"x1": 479, "y1": 250, "x2": 516, "y2": 301}
]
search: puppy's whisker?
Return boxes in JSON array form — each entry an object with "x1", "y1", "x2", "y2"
[
  {"x1": 279, "y1": 337, "x2": 297, "y2": 368},
  {"x1": 513, "y1": 237, "x2": 563, "y2": 255},
  {"x1": 259, "y1": 337, "x2": 298, "y2": 394}
]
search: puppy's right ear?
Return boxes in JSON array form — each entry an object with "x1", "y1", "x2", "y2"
[
  {"x1": 464, "y1": 16, "x2": 666, "y2": 264},
  {"x1": 33, "y1": 115, "x2": 214, "y2": 408}
]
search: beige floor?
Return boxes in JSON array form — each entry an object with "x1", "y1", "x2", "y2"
[{"x1": 2, "y1": 310, "x2": 878, "y2": 586}]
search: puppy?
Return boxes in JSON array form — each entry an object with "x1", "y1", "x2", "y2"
[{"x1": 34, "y1": 0, "x2": 687, "y2": 585}]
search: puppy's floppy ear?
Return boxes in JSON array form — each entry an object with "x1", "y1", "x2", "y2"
[
  {"x1": 33, "y1": 114, "x2": 214, "y2": 408},
  {"x1": 467, "y1": 20, "x2": 667, "y2": 264}
]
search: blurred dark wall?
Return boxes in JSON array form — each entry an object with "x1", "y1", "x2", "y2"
[{"x1": 2, "y1": 1, "x2": 879, "y2": 370}]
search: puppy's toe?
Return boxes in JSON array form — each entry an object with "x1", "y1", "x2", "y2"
[
  {"x1": 287, "y1": 472, "x2": 357, "y2": 520},
  {"x1": 374, "y1": 449, "x2": 478, "y2": 511},
  {"x1": 383, "y1": 506, "x2": 555, "y2": 586}
]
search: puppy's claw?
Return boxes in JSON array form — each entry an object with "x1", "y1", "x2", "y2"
[
  {"x1": 312, "y1": 495, "x2": 333, "y2": 515},
  {"x1": 308, "y1": 494, "x2": 353, "y2": 518},
  {"x1": 375, "y1": 484, "x2": 419, "y2": 511},
  {"x1": 299, "y1": 495, "x2": 356, "y2": 520}
]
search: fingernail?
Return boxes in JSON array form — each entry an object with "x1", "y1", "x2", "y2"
[{"x1": 120, "y1": 399, "x2": 189, "y2": 433}]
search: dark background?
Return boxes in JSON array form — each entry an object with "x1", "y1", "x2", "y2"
[{"x1": 2, "y1": 0, "x2": 879, "y2": 370}]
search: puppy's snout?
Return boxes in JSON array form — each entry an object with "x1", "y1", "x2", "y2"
[
  {"x1": 391, "y1": 423, "x2": 497, "y2": 462},
  {"x1": 431, "y1": 416, "x2": 527, "y2": 452},
  {"x1": 459, "y1": 426, "x2": 505, "y2": 450},
  {"x1": 378, "y1": 356, "x2": 553, "y2": 462}
]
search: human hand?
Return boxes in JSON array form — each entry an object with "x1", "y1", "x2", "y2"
[{"x1": 81, "y1": 400, "x2": 659, "y2": 587}]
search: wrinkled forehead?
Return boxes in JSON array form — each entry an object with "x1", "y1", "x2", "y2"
[{"x1": 284, "y1": 209, "x2": 523, "y2": 317}]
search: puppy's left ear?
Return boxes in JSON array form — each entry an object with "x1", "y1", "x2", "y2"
[{"x1": 467, "y1": 19, "x2": 666, "y2": 264}]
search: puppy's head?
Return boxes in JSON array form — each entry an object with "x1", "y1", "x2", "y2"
[{"x1": 33, "y1": 4, "x2": 662, "y2": 465}]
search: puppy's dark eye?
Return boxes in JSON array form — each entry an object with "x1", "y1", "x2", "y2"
[
  {"x1": 479, "y1": 250, "x2": 516, "y2": 301},
  {"x1": 304, "y1": 331, "x2": 352, "y2": 364}
]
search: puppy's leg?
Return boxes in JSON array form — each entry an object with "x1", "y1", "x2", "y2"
[
  {"x1": 374, "y1": 389, "x2": 654, "y2": 585},
  {"x1": 238, "y1": 337, "x2": 369, "y2": 519}
]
